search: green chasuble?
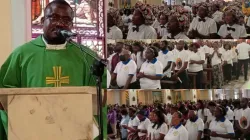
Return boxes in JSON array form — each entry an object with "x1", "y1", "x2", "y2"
[
  {"x1": 0, "y1": 35, "x2": 107, "y2": 88},
  {"x1": 0, "y1": 35, "x2": 107, "y2": 139}
]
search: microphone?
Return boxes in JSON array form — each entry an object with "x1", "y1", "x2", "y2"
[{"x1": 57, "y1": 29, "x2": 77, "y2": 38}]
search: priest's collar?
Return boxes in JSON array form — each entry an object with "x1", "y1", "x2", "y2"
[{"x1": 42, "y1": 36, "x2": 67, "y2": 50}]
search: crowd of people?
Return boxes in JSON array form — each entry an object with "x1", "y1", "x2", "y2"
[
  {"x1": 107, "y1": 98, "x2": 250, "y2": 140},
  {"x1": 107, "y1": 39, "x2": 250, "y2": 89},
  {"x1": 107, "y1": 0, "x2": 250, "y2": 39}
]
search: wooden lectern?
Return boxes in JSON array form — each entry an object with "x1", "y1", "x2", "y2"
[{"x1": 0, "y1": 87, "x2": 97, "y2": 140}]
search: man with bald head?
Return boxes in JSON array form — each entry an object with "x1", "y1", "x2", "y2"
[
  {"x1": 111, "y1": 49, "x2": 138, "y2": 89},
  {"x1": 171, "y1": 40, "x2": 189, "y2": 88},
  {"x1": 236, "y1": 39, "x2": 250, "y2": 81},
  {"x1": 185, "y1": 110, "x2": 204, "y2": 140},
  {"x1": 236, "y1": 98, "x2": 250, "y2": 139},
  {"x1": 0, "y1": 0, "x2": 107, "y2": 140}
]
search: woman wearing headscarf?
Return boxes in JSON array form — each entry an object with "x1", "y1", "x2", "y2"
[
  {"x1": 211, "y1": 2, "x2": 224, "y2": 29},
  {"x1": 107, "y1": 7, "x2": 123, "y2": 39},
  {"x1": 188, "y1": 2, "x2": 218, "y2": 39},
  {"x1": 218, "y1": 6, "x2": 247, "y2": 39},
  {"x1": 126, "y1": 2, "x2": 157, "y2": 39},
  {"x1": 156, "y1": 8, "x2": 170, "y2": 39},
  {"x1": 162, "y1": 10, "x2": 189, "y2": 39}
]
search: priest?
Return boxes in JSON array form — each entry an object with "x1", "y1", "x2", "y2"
[{"x1": 0, "y1": 0, "x2": 106, "y2": 139}]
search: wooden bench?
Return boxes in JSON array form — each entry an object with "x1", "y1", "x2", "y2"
[
  {"x1": 161, "y1": 80, "x2": 177, "y2": 89},
  {"x1": 203, "y1": 68, "x2": 213, "y2": 89},
  {"x1": 188, "y1": 72, "x2": 197, "y2": 89}
]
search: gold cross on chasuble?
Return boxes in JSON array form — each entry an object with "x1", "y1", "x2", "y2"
[{"x1": 46, "y1": 66, "x2": 69, "y2": 87}]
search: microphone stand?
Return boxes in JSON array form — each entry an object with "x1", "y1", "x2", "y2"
[{"x1": 66, "y1": 38, "x2": 106, "y2": 140}]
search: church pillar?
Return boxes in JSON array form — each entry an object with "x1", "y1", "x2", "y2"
[
  {"x1": 162, "y1": 89, "x2": 172, "y2": 104},
  {"x1": 197, "y1": 90, "x2": 211, "y2": 100},
  {"x1": 11, "y1": 0, "x2": 31, "y2": 49},
  {"x1": 0, "y1": 0, "x2": 12, "y2": 65},
  {"x1": 129, "y1": 89, "x2": 138, "y2": 106},
  {"x1": 191, "y1": 89, "x2": 197, "y2": 102}
]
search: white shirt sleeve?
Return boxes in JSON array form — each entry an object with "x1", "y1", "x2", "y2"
[
  {"x1": 200, "y1": 52, "x2": 206, "y2": 61},
  {"x1": 113, "y1": 63, "x2": 119, "y2": 74},
  {"x1": 240, "y1": 26, "x2": 247, "y2": 38},
  {"x1": 188, "y1": 18, "x2": 196, "y2": 33},
  {"x1": 140, "y1": 63, "x2": 146, "y2": 73},
  {"x1": 225, "y1": 121, "x2": 234, "y2": 134},
  {"x1": 180, "y1": 128, "x2": 189, "y2": 140},
  {"x1": 129, "y1": 61, "x2": 137, "y2": 75},
  {"x1": 209, "y1": 19, "x2": 217, "y2": 34},
  {"x1": 133, "y1": 117, "x2": 140, "y2": 127},
  {"x1": 155, "y1": 62, "x2": 163, "y2": 75},
  {"x1": 247, "y1": 17, "x2": 250, "y2": 27},
  {"x1": 159, "y1": 123, "x2": 168, "y2": 135},
  {"x1": 218, "y1": 25, "x2": 225, "y2": 38},
  {"x1": 198, "y1": 120, "x2": 205, "y2": 131}
]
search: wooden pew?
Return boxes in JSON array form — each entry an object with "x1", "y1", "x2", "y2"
[
  {"x1": 203, "y1": 68, "x2": 213, "y2": 89},
  {"x1": 188, "y1": 72, "x2": 197, "y2": 89},
  {"x1": 161, "y1": 80, "x2": 177, "y2": 89}
]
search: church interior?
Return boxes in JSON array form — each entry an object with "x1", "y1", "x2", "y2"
[{"x1": 107, "y1": 89, "x2": 248, "y2": 105}]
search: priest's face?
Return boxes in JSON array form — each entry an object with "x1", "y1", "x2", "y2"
[{"x1": 42, "y1": 4, "x2": 73, "y2": 44}]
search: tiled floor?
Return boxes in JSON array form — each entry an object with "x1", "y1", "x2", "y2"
[{"x1": 222, "y1": 70, "x2": 250, "y2": 89}]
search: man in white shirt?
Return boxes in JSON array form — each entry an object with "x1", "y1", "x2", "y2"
[
  {"x1": 136, "y1": 110, "x2": 151, "y2": 139},
  {"x1": 111, "y1": 49, "x2": 137, "y2": 89},
  {"x1": 236, "y1": 98, "x2": 250, "y2": 139},
  {"x1": 236, "y1": 39, "x2": 250, "y2": 81},
  {"x1": 158, "y1": 40, "x2": 173, "y2": 78},
  {"x1": 185, "y1": 110, "x2": 204, "y2": 140},
  {"x1": 222, "y1": 99, "x2": 234, "y2": 122},
  {"x1": 171, "y1": 40, "x2": 189, "y2": 88}
]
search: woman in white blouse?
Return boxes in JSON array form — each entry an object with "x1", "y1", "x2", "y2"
[
  {"x1": 221, "y1": 44, "x2": 233, "y2": 84},
  {"x1": 132, "y1": 42, "x2": 146, "y2": 72},
  {"x1": 208, "y1": 105, "x2": 235, "y2": 140},
  {"x1": 162, "y1": 14, "x2": 189, "y2": 39},
  {"x1": 187, "y1": 43, "x2": 205, "y2": 89},
  {"x1": 137, "y1": 47, "x2": 163, "y2": 89},
  {"x1": 209, "y1": 42, "x2": 223, "y2": 88},
  {"x1": 147, "y1": 109, "x2": 168, "y2": 140},
  {"x1": 218, "y1": 8, "x2": 247, "y2": 39},
  {"x1": 164, "y1": 112, "x2": 188, "y2": 140},
  {"x1": 126, "y1": 2, "x2": 157, "y2": 39},
  {"x1": 107, "y1": 8, "x2": 123, "y2": 39}
]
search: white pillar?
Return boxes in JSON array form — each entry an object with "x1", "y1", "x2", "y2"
[
  {"x1": 0, "y1": 1, "x2": 12, "y2": 65},
  {"x1": 11, "y1": 0, "x2": 31, "y2": 49},
  {"x1": 191, "y1": 89, "x2": 197, "y2": 102},
  {"x1": 129, "y1": 89, "x2": 138, "y2": 106}
]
